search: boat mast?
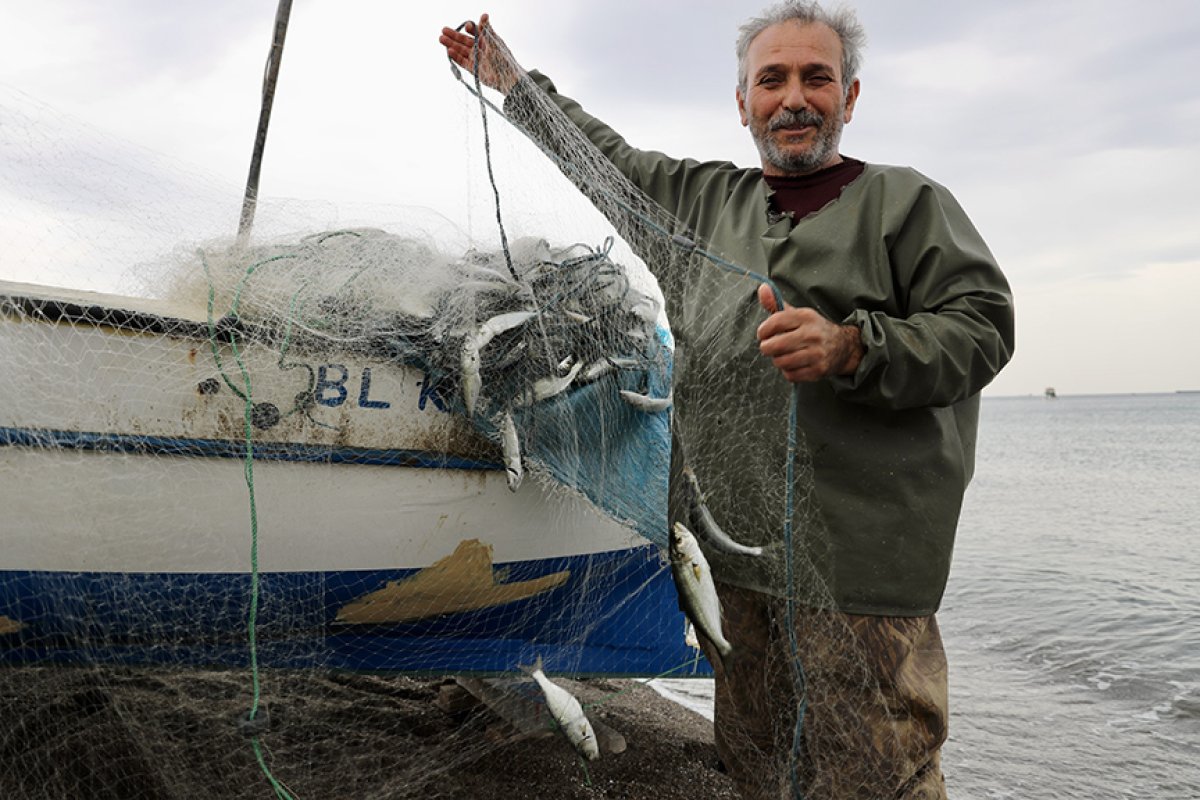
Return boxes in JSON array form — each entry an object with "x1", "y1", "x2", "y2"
[{"x1": 236, "y1": 0, "x2": 293, "y2": 249}]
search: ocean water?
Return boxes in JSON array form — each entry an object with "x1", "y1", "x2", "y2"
[
  {"x1": 656, "y1": 392, "x2": 1200, "y2": 798},
  {"x1": 942, "y1": 393, "x2": 1200, "y2": 799}
]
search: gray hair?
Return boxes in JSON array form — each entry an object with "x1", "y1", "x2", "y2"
[{"x1": 736, "y1": 1, "x2": 867, "y2": 97}]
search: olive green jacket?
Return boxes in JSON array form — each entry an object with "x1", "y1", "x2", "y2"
[{"x1": 511, "y1": 72, "x2": 1015, "y2": 615}]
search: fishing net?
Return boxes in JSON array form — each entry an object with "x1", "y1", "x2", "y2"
[{"x1": 0, "y1": 21, "x2": 929, "y2": 800}]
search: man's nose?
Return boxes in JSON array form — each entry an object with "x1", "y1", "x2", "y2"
[{"x1": 781, "y1": 77, "x2": 808, "y2": 111}]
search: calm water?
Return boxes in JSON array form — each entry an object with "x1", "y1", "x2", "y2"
[
  {"x1": 942, "y1": 393, "x2": 1200, "y2": 799},
  {"x1": 656, "y1": 393, "x2": 1200, "y2": 798}
]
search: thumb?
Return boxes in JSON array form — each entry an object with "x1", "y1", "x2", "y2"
[{"x1": 757, "y1": 283, "x2": 779, "y2": 313}]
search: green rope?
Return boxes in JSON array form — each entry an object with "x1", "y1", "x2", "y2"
[
  {"x1": 203, "y1": 250, "x2": 299, "y2": 800},
  {"x1": 200, "y1": 250, "x2": 296, "y2": 401}
]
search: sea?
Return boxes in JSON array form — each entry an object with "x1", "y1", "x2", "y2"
[{"x1": 653, "y1": 392, "x2": 1200, "y2": 799}]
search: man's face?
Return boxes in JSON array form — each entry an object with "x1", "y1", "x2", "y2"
[{"x1": 736, "y1": 20, "x2": 860, "y2": 176}]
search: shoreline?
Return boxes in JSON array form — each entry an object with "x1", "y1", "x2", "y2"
[{"x1": 0, "y1": 666, "x2": 736, "y2": 800}]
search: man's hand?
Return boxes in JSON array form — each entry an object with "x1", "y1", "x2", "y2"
[
  {"x1": 756, "y1": 284, "x2": 864, "y2": 382},
  {"x1": 438, "y1": 13, "x2": 524, "y2": 94}
]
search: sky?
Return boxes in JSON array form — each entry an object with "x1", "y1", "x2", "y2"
[{"x1": 1, "y1": 0, "x2": 1198, "y2": 396}]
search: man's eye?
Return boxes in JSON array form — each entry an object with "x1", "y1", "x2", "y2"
[{"x1": 758, "y1": 75, "x2": 782, "y2": 86}]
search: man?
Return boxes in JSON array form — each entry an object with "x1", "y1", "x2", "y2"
[{"x1": 440, "y1": 4, "x2": 1014, "y2": 798}]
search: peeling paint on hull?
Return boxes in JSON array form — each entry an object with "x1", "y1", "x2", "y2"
[{"x1": 336, "y1": 539, "x2": 570, "y2": 624}]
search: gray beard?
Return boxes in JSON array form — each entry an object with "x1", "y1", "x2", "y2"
[{"x1": 753, "y1": 108, "x2": 844, "y2": 175}]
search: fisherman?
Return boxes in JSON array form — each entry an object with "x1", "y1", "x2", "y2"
[{"x1": 440, "y1": 3, "x2": 1014, "y2": 798}]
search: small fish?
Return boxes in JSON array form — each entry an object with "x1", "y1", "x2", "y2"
[
  {"x1": 605, "y1": 356, "x2": 643, "y2": 370},
  {"x1": 461, "y1": 311, "x2": 536, "y2": 416},
  {"x1": 460, "y1": 337, "x2": 482, "y2": 417},
  {"x1": 477, "y1": 310, "x2": 536, "y2": 347},
  {"x1": 670, "y1": 522, "x2": 732, "y2": 667},
  {"x1": 581, "y1": 358, "x2": 614, "y2": 383},
  {"x1": 618, "y1": 389, "x2": 673, "y2": 413},
  {"x1": 465, "y1": 264, "x2": 520, "y2": 286},
  {"x1": 521, "y1": 656, "x2": 600, "y2": 761},
  {"x1": 681, "y1": 466, "x2": 763, "y2": 557},
  {"x1": 498, "y1": 411, "x2": 523, "y2": 492},
  {"x1": 562, "y1": 310, "x2": 593, "y2": 324},
  {"x1": 458, "y1": 279, "x2": 519, "y2": 296},
  {"x1": 515, "y1": 361, "x2": 583, "y2": 407}
]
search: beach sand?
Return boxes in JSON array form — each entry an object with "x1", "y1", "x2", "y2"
[{"x1": 0, "y1": 666, "x2": 738, "y2": 799}]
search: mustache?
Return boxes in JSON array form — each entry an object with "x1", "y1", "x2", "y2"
[{"x1": 768, "y1": 109, "x2": 825, "y2": 131}]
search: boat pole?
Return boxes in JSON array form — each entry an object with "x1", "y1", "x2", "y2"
[{"x1": 236, "y1": 0, "x2": 293, "y2": 249}]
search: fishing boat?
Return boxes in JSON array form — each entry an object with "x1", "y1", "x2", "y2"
[{"x1": 0, "y1": 277, "x2": 700, "y2": 676}]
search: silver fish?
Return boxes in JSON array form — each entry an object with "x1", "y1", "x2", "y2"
[
  {"x1": 581, "y1": 358, "x2": 614, "y2": 383},
  {"x1": 562, "y1": 310, "x2": 593, "y2": 324},
  {"x1": 458, "y1": 279, "x2": 519, "y2": 296},
  {"x1": 477, "y1": 310, "x2": 536, "y2": 346},
  {"x1": 465, "y1": 264, "x2": 520, "y2": 286},
  {"x1": 522, "y1": 656, "x2": 600, "y2": 761},
  {"x1": 670, "y1": 522, "x2": 732, "y2": 666},
  {"x1": 460, "y1": 338, "x2": 482, "y2": 417},
  {"x1": 498, "y1": 411, "x2": 523, "y2": 492},
  {"x1": 681, "y1": 466, "x2": 763, "y2": 558},
  {"x1": 461, "y1": 310, "x2": 536, "y2": 416},
  {"x1": 618, "y1": 389, "x2": 673, "y2": 413},
  {"x1": 515, "y1": 361, "x2": 583, "y2": 407}
]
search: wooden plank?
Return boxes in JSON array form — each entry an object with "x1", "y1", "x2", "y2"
[
  {"x1": 435, "y1": 680, "x2": 481, "y2": 715},
  {"x1": 456, "y1": 677, "x2": 550, "y2": 739}
]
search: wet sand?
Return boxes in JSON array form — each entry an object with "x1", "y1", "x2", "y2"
[{"x1": 0, "y1": 666, "x2": 738, "y2": 799}]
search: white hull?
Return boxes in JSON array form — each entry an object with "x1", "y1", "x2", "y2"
[
  {"x1": 0, "y1": 280, "x2": 696, "y2": 676},
  {"x1": 0, "y1": 280, "x2": 642, "y2": 571}
]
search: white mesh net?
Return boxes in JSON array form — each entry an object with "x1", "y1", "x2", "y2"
[{"x1": 0, "y1": 21, "x2": 941, "y2": 800}]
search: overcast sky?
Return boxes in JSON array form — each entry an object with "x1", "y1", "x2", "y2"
[{"x1": 1, "y1": 0, "x2": 1198, "y2": 396}]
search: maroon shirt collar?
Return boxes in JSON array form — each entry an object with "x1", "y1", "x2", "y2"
[{"x1": 763, "y1": 157, "x2": 866, "y2": 223}]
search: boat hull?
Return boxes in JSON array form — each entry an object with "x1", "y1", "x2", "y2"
[{"x1": 0, "y1": 281, "x2": 703, "y2": 676}]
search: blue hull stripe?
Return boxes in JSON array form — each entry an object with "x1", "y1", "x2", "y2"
[
  {"x1": 0, "y1": 425, "x2": 502, "y2": 471},
  {"x1": 0, "y1": 548, "x2": 711, "y2": 678}
]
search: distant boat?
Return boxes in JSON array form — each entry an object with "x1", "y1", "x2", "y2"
[
  {"x1": 0, "y1": 279, "x2": 699, "y2": 677},
  {"x1": 1044, "y1": 387, "x2": 1057, "y2": 399}
]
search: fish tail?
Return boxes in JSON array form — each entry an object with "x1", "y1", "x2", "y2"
[{"x1": 518, "y1": 654, "x2": 544, "y2": 676}]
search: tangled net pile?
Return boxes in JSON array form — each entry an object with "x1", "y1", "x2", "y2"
[{"x1": 200, "y1": 231, "x2": 665, "y2": 417}]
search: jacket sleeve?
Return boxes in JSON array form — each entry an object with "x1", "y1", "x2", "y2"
[
  {"x1": 505, "y1": 71, "x2": 729, "y2": 224},
  {"x1": 828, "y1": 178, "x2": 1015, "y2": 409}
]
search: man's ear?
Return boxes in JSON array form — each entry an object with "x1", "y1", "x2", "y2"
[
  {"x1": 736, "y1": 87, "x2": 749, "y2": 127},
  {"x1": 843, "y1": 79, "x2": 861, "y2": 124}
]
